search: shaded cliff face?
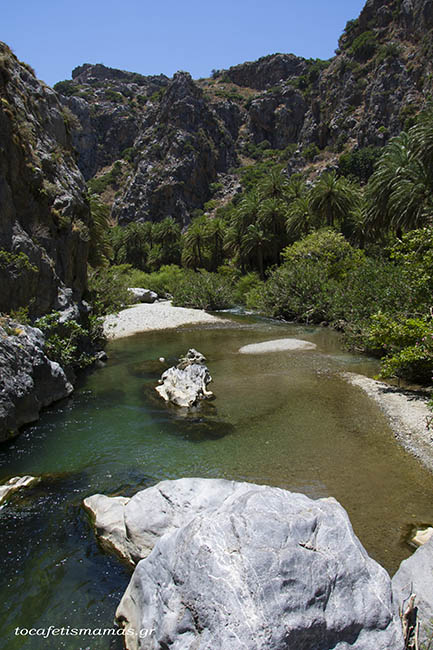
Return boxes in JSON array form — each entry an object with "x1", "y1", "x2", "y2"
[
  {"x1": 0, "y1": 43, "x2": 90, "y2": 318},
  {"x1": 54, "y1": 0, "x2": 433, "y2": 225}
]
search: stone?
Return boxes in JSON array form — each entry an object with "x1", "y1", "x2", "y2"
[
  {"x1": 0, "y1": 475, "x2": 39, "y2": 506},
  {"x1": 83, "y1": 494, "x2": 132, "y2": 563},
  {"x1": 411, "y1": 526, "x2": 433, "y2": 548},
  {"x1": 0, "y1": 320, "x2": 73, "y2": 441},
  {"x1": 239, "y1": 338, "x2": 317, "y2": 354},
  {"x1": 393, "y1": 536, "x2": 433, "y2": 645},
  {"x1": 155, "y1": 349, "x2": 213, "y2": 407},
  {"x1": 89, "y1": 478, "x2": 405, "y2": 650},
  {"x1": 128, "y1": 288, "x2": 158, "y2": 304}
]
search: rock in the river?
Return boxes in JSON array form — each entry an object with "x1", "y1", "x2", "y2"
[
  {"x1": 155, "y1": 349, "x2": 213, "y2": 407},
  {"x1": 239, "y1": 338, "x2": 317, "y2": 354},
  {"x1": 411, "y1": 526, "x2": 433, "y2": 548},
  {"x1": 128, "y1": 288, "x2": 158, "y2": 304},
  {"x1": 393, "y1": 535, "x2": 433, "y2": 645},
  {"x1": 0, "y1": 475, "x2": 39, "y2": 505},
  {"x1": 0, "y1": 320, "x2": 73, "y2": 441},
  {"x1": 83, "y1": 478, "x2": 404, "y2": 650}
]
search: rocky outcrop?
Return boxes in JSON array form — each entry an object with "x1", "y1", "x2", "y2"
[
  {"x1": 393, "y1": 535, "x2": 433, "y2": 646},
  {"x1": 112, "y1": 72, "x2": 238, "y2": 226},
  {"x1": 155, "y1": 348, "x2": 213, "y2": 407},
  {"x1": 0, "y1": 42, "x2": 90, "y2": 318},
  {"x1": 0, "y1": 319, "x2": 73, "y2": 441},
  {"x1": 84, "y1": 478, "x2": 404, "y2": 650},
  {"x1": 225, "y1": 53, "x2": 310, "y2": 90},
  {"x1": 0, "y1": 475, "x2": 39, "y2": 505}
]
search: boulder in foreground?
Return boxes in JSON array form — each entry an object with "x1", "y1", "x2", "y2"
[
  {"x1": 393, "y1": 535, "x2": 433, "y2": 646},
  {"x1": 84, "y1": 478, "x2": 404, "y2": 650}
]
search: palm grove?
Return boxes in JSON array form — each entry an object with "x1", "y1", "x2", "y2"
[{"x1": 88, "y1": 108, "x2": 433, "y2": 388}]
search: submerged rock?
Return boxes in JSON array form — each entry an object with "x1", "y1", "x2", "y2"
[
  {"x1": 393, "y1": 535, "x2": 433, "y2": 646},
  {"x1": 0, "y1": 475, "x2": 40, "y2": 506},
  {"x1": 155, "y1": 349, "x2": 213, "y2": 408},
  {"x1": 84, "y1": 478, "x2": 404, "y2": 650},
  {"x1": 239, "y1": 338, "x2": 317, "y2": 354}
]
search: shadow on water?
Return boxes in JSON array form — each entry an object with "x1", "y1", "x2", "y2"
[{"x1": 141, "y1": 382, "x2": 236, "y2": 442}]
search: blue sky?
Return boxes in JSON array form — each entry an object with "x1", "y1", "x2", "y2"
[{"x1": 3, "y1": 0, "x2": 366, "y2": 87}]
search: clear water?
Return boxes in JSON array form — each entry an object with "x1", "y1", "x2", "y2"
[{"x1": 1, "y1": 314, "x2": 432, "y2": 649}]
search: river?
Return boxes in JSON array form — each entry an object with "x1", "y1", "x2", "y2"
[{"x1": 1, "y1": 314, "x2": 432, "y2": 649}]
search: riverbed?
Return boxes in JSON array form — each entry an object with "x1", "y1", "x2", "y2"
[{"x1": 1, "y1": 314, "x2": 432, "y2": 649}]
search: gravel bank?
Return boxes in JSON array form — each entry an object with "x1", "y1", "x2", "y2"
[
  {"x1": 342, "y1": 372, "x2": 433, "y2": 472},
  {"x1": 103, "y1": 301, "x2": 227, "y2": 340}
]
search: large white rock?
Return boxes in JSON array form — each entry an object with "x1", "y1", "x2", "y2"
[
  {"x1": 128, "y1": 288, "x2": 158, "y2": 304},
  {"x1": 239, "y1": 338, "x2": 317, "y2": 354},
  {"x1": 0, "y1": 475, "x2": 39, "y2": 506},
  {"x1": 84, "y1": 478, "x2": 404, "y2": 650},
  {"x1": 155, "y1": 349, "x2": 213, "y2": 407},
  {"x1": 393, "y1": 535, "x2": 433, "y2": 645}
]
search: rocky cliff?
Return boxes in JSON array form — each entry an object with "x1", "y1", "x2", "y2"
[
  {"x1": 0, "y1": 42, "x2": 90, "y2": 318},
  {"x1": 52, "y1": 0, "x2": 433, "y2": 226}
]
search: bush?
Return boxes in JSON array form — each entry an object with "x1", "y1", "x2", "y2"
[
  {"x1": 338, "y1": 147, "x2": 382, "y2": 183},
  {"x1": 171, "y1": 270, "x2": 235, "y2": 310},
  {"x1": 362, "y1": 314, "x2": 433, "y2": 384},
  {"x1": 281, "y1": 230, "x2": 363, "y2": 280},
  {"x1": 233, "y1": 272, "x2": 262, "y2": 305},
  {"x1": 87, "y1": 266, "x2": 132, "y2": 317},
  {"x1": 349, "y1": 31, "x2": 377, "y2": 62},
  {"x1": 126, "y1": 265, "x2": 184, "y2": 297},
  {"x1": 35, "y1": 312, "x2": 96, "y2": 369}
]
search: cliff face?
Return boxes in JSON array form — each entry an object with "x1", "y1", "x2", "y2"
[
  {"x1": 0, "y1": 43, "x2": 90, "y2": 318},
  {"x1": 50, "y1": 0, "x2": 433, "y2": 226}
]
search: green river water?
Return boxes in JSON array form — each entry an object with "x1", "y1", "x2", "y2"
[{"x1": 1, "y1": 313, "x2": 432, "y2": 649}]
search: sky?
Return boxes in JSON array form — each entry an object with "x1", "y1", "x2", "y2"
[{"x1": 3, "y1": 0, "x2": 366, "y2": 87}]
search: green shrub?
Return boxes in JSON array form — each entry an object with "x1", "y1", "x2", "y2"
[
  {"x1": 0, "y1": 250, "x2": 38, "y2": 276},
  {"x1": 233, "y1": 272, "x2": 262, "y2": 305},
  {"x1": 338, "y1": 147, "x2": 382, "y2": 183},
  {"x1": 127, "y1": 265, "x2": 184, "y2": 297},
  {"x1": 349, "y1": 31, "x2": 377, "y2": 62},
  {"x1": 281, "y1": 230, "x2": 363, "y2": 280},
  {"x1": 363, "y1": 314, "x2": 433, "y2": 384},
  {"x1": 87, "y1": 266, "x2": 132, "y2": 317},
  {"x1": 171, "y1": 270, "x2": 235, "y2": 310},
  {"x1": 35, "y1": 312, "x2": 96, "y2": 369}
]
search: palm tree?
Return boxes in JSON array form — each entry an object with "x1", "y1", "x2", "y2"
[
  {"x1": 205, "y1": 217, "x2": 226, "y2": 271},
  {"x1": 366, "y1": 126, "x2": 433, "y2": 236},
  {"x1": 310, "y1": 171, "x2": 360, "y2": 229},
  {"x1": 224, "y1": 218, "x2": 246, "y2": 272},
  {"x1": 285, "y1": 195, "x2": 316, "y2": 242},
  {"x1": 258, "y1": 167, "x2": 289, "y2": 201},
  {"x1": 242, "y1": 223, "x2": 272, "y2": 280},
  {"x1": 117, "y1": 222, "x2": 149, "y2": 270},
  {"x1": 258, "y1": 197, "x2": 287, "y2": 263},
  {"x1": 236, "y1": 190, "x2": 261, "y2": 230},
  {"x1": 88, "y1": 194, "x2": 113, "y2": 267},
  {"x1": 182, "y1": 217, "x2": 208, "y2": 269}
]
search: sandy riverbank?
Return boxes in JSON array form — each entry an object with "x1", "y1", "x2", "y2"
[
  {"x1": 103, "y1": 301, "x2": 227, "y2": 340},
  {"x1": 342, "y1": 372, "x2": 433, "y2": 472}
]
